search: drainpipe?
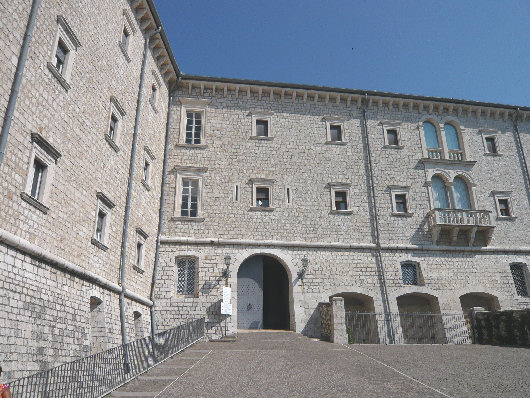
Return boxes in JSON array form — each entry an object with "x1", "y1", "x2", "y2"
[
  {"x1": 360, "y1": 94, "x2": 395, "y2": 344},
  {"x1": 0, "y1": 0, "x2": 41, "y2": 166},
  {"x1": 119, "y1": 26, "x2": 161, "y2": 372},
  {"x1": 513, "y1": 108, "x2": 530, "y2": 203},
  {"x1": 150, "y1": 90, "x2": 176, "y2": 341}
]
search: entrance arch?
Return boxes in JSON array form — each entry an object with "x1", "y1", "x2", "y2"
[
  {"x1": 396, "y1": 293, "x2": 445, "y2": 344},
  {"x1": 237, "y1": 255, "x2": 291, "y2": 330}
]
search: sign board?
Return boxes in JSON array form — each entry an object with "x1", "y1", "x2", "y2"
[{"x1": 221, "y1": 286, "x2": 232, "y2": 315}]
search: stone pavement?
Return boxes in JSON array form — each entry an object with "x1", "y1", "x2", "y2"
[{"x1": 109, "y1": 331, "x2": 530, "y2": 398}]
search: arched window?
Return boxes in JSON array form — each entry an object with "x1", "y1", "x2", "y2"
[
  {"x1": 444, "y1": 123, "x2": 460, "y2": 150},
  {"x1": 431, "y1": 176, "x2": 449, "y2": 209},
  {"x1": 453, "y1": 177, "x2": 471, "y2": 209},
  {"x1": 423, "y1": 122, "x2": 439, "y2": 149}
]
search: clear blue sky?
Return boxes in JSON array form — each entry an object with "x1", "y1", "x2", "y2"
[{"x1": 154, "y1": 0, "x2": 529, "y2": 106}]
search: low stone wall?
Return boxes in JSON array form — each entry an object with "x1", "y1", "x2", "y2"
[
  {"x1": 472, "y1": 310, "x2": 530, "y2": 347},
  {"x1": 318, "y1": 302, "x2": 332, "y2": 341}
]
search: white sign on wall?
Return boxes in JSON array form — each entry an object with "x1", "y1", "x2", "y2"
[{"x1": 221, "y1": 286, "x2": 232, "y2": 315}]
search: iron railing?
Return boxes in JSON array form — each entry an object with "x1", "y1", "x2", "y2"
[
  {"x1": 9, "y1": 318, "x2": 205, "y2": 398},
  {"x1": 345, "y1": 312, "x2": 471, "y2": 345}
]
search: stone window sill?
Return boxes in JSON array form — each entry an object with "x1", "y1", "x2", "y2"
[
  {"x1": 20, "y1": 192, "x2": 49, "y2": 214},
  {"x1": 383, "y1": 145, "x2": 404, "y2": 150},
  {"x1": 484, "y1": 152, "x2": 502, "y2": 157},
  {"x1": 330, "y1": 209, "x2": 353, "y2": 214},
  {"x1": 47, "y1": 62, "x2": 71, "y2": 91},
  {"x1": 392, "y1": 212, "x2": 414, "y2": 217},
  {"x1": 176, "y1": 143, "x2": 208, "y2": 149},
  {"x1": 325, "y1": 141, "x2": 347, "y2": 146},
  {"x1": 105, "y1": 134, "x2": 120, "y2": 152},
  {"x1": 249, "y1": 206, "x2": 275, "y2": 212},
  {"x1": 149, "y1": 98, "x2": 158, "y2": 113},
  {"x1": 171, "y1": 216, "x2": 205, "y2": 222},
  {"x1": 141, "y1": 180, "x2": 151, "y2": 191},
  {"x1": 249, "y1": 136, "x2": 274, "y2": 141},
  {"x1": 496, "y1": 216, "x2": 517, "y2": 221},
  {"x1": 91, "y1": 237, "x2": 109, "y2": 251},
  {"x1": 133, "y1": 265, "x2": 145, "y2": 274},
  {"x1": 118, "y1": 42, "x2": 131, "y2": 63}
]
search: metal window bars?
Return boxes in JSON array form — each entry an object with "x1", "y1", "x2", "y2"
[{"x1": 9, "y1": 317, "x2": 205, "y2": 398}]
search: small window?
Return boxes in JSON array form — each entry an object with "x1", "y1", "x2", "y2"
[
  {"x1": 176, "y1": 257, "x2": 196, "y2": 295},
  {"x1": 181, "y1": 179, "x2": 199, "y2": 217},
  {"x1": 256, "y1": 119, "x2": 269, "y2": 137},
  {"x1": 30, "y1": 159, "x2": 46, "y2": 201},
  {"x1": 92, "y1": 192, "x2": 115, "y2": 250},
  {"x1": 108, "y1": 115, "x2": 118, "y2": 141},
  {"x1": 121, "y1": 28, "x2": 129, "y2": 51},
  {"x1": 394, "y1": 194, "x2": 408, "y2": 213},
  {"x1": 329, "y1": 124, "x2": 342, "y2": 142},
  {"x1": 493, "y1": 191, "x2": 515, "y2": 219},
  {"x1": 401, "y1": 262, "x2": 418, "y2": 285},
  {"x1": 105, "y1": 96, "x2": 126, "y2": 151},
  {"x1": 143, "y1": 159, "x2": 150, "y2": 183},
  {"x1": 134, "y1": 228, "x2": 148, "y2": 273},
  {"x1": 510, "y1": 263, "x2": 528, "y2": 297},
  {"x1": 142, "y1": 146, "x2": 155, "y2": 190},
  {"x1": 234, "y1": 184, "x2": 239, "y2": 202},
  {"x1": 256, "y1": 187, "x2": 270, "y2": 207},
  {"x1": 485, "y1": 137, "x2": 497, "y2": 154},
  {"x1": 54, "y1": 40, "x2": 68, "y2": 75},
  {"x1": 386, "y1": 129, "x2": 398, "y2": 146},
  {"x1": 498, "y1": 199, "x2": 510, "y2": 217},
  {"x1": 151, "y1": 84, "x2": 157, "y2": 103},
  {"x1": 186, "y1": 111, "x2": 202, "y2": 144},
  {"x1": 286, "y1": 187, "x2": 291, "y2": 204},
  {"x1": 48, "y1": 16, "x2": 81, "y2": 90},
  {"x1": 334, "y1": 191, "x2": 348, "y2": 210}
]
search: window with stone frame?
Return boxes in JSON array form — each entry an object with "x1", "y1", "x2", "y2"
[
  {"x1": 401, "y1": 262, "x2": 419, "y2": 285},
  {"x1": 105, "y1": 96, "x2": 126, "y2": 152},
  {"x1": 91, "y1": 192, "x2": 115, "y2": 251},
  {"x1": 510, "y1": 263, "x2": 529, "y2": 297},
  {"x1": 381, "y1": 121, "x2": 403, "y2": 148},
  {"x1": 179, "y1": 98, "x2": 210, "y2": 146},
  {"x1": 142, "y1": 146, "x2": 155, "y2": 190},
  {"x1": 255, "y1": 119, "x2": 269, "y2": 137},
  {"x1": 492, "y1": 191, "x2": 515, "y2": 219},
  {"x1": 329, "y1": 124, "x2": 342, "y2": 142},
  {"x1": 176, "y1": 257, "x2": 197, "y2": 295},
  {"x1": 481, "y1": 130, "x2": 501, "y2": 156},
  {"x1": 250, "y1": 178, "x2": 275, "y2": 211},
  {"x1": 48, "y1": 15, "x2": 81, "y2": 90},
  {"x1": 329, "y1": 182, "x2": 352, "y2": 213},
  {"x1": 181, "y1": 178, "x2": 199, "y2": 217},
  {"x1": 173, "y1": 167, "x2": 206, "y2": 220},
  {"x1": 21, "y1": 133, "x2": 61, "y2": 214},
  {"x1": 389, "y1": 186, "x2": 412, "y2": 216},
  {"x1": 256, "y1": 187, "x2": 270, "y2": 207},
  {"x1": 150, "y1": 71, "x2": 161, "y2": 112},
  {"x1": 134, "y1": 228, "x2": 148, "y2": 273},
  {"x1": 324, "y1": 117, "x2": 346, "y2": 144},
  {"x1": 250, "y1": 111, "x2": 274, "y2": 140},
  {"x1": 118, "y1": 9, "x2": 135, "y2": 62},
  {"x1": 485, "y1": 137, "x2": 497, "y2": 154}
]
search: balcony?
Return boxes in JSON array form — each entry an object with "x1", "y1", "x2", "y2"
[{"x1": 427, "y1": 209, "x2": 494, "y2": 246}]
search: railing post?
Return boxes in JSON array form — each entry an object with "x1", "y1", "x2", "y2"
[{"x1": 330, "y1": 297, "x2": 348, "y2": 344}]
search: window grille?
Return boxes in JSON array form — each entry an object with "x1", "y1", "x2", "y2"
[
  {"x1": 186, "y1": 112, "x2": 202, "y2": 144},
  {"x1": 177, "y1": 258, "x2": 196, "y2": 295},
  {"x1": 510, "y1": 263, "x2": 528, "y2": 296},
  {"x1": 401, "y1": 263, "x2": 418, "y2": 285}
]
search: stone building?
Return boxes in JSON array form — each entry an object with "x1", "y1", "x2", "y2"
[{"x1": 1, "y1": 0, "x2": 529, "y2": 381}]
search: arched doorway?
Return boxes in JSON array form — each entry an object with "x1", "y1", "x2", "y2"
[
  {"x1": 237, "y1": 255, "x2": 290, "y2": 330},
  {"x1": 331, "y1": 292, "x2": 379, "y2": 343},
  {"x1": 396, "y1": 293, "x2": 445, "y2": 344}
]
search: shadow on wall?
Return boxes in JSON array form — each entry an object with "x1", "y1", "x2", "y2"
[
  {"x1": 301, "y1": 306, "x2": 321, "y2": 338},
  {"x1": 472, "y1": 310, "x2": 530, "y2": 347}
]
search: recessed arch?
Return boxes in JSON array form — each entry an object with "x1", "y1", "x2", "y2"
[
  {"x1": 330, "y1": 292, "x2": 376, "y2": 312},
  {"x1": 422, "y1": 120, "x2": 441, "y2": 149},
  {"x1": 396, "y1": 292, "x2": 445, "y2": 344},
  {"x1": 459, "y1": 292, "x2": 500, "y2": 313}
]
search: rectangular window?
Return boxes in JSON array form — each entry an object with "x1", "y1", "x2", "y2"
[
  {"x1": 256, "y1": 187, "x2": 270, "y2": 207},
  {"x1": 394, "y1": 194, "x2": 408, "y2": 213},
  {"x1": 498, "y1": 199, "x2": 510, "y2": 217},
  {"x1": 30, "y1": 159, "x2": 46, "y2": 200},
  {"x1": 143, "y1": 159, "x2": 150, "y2": 183},
  {"x1": 177, "y1": 257, "x2": 196, "y2": 295},
  {"x1": 109, "y1": 115, "x2": 118, "y2": 141},
  {"x1": 334, "y1": 191, "x2": 348, "y2": 210},
  {"x1": 234, "y1": 184, "x2": 239, "y2": 201},
  {"x1": 95, "y1": 210, "x2": 106, "y2": 242},
  {"x1": 92, "y1": 192, "x2": 115, "y2": 249},
  {"x1": 386, "y1": 129, "x2": 399, "y2": 146},
  {"x1": 256, "y1": 120, "x2": 269, "y2": 137},
  {"x1": 329, "y1": 124, "x2": 342, "y2": 142},
  {"x1": 54, "y1": 40, "x2": 68, "y2": 74},
  {"x1": 401, "y1": 263, "x2": 418, "y2": 285},
  {"x1": 186, "y1": 112, "x2": 202, "y2": 144},
  {"x1": 286, "y1": 187, "x2": 291, "y2": 204},
  {"x1": 485, "y1": 137, "x2": 497, "y2": 154},
  {"x1": 151, "y1": 84, "x2": 157, "y2": 104},
  {"x1": 121, "y1": 28, "x2": 129, "y2": 50},
  {"x1": 181, "y1": 179, "x2": 199, "y2": 217},
  {"x1": 136, "y1": 241, "x2": 144, "y2": 269},
  {"x1": 510, "y1": 263, "x2": 528, "y2": 297}
]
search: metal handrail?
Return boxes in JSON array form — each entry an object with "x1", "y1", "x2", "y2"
[{"x1": 9, "y1": 318, "x2": 205, "y2": 398}]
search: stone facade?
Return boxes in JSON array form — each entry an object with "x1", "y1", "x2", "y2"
[{"x1": 1, "y1": 0, "x2": 530, "y2": 383}]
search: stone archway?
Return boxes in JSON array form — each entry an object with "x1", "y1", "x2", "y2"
[
  {"x1": 237, "y1": 255, "x2": 291, "y2": 330},
  {"x1": 396, "y1": 293, "x2": 445, "y2": 344},
  {"x1": 331, "y1": 292, "x2": 379, "y2": 343},
  {"x1": 459, "y1": 292, "x2": 500, "y2": 313}
]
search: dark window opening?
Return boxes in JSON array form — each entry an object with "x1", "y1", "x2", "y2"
[
  {"x1": 30, "y1": 159, "x2": 46, "y2": 200},
  {"x1": 286, "y1": 187, "x2": 291, "y2": 204},
  {"x1": 136, "y1": 241, "x2": 143, "y2": 268},
  {"x1": 401, "y1": 263, "x2": 418, "y2": 285},
  {"x1": 256, "y1": 187, "x2": 270, "y2": 207},
  {"x1": 485, "y1": 137, "x2": 497, "y2": 153},
  {"x1": 121, "y1": 28, "x2": 130, "y2": 49},
  {"x1": 334, "y1": 191, "x2": 347, "y2": 210},
  {"x1": 95, "y1": 210, "x2": 106, "y2": 242},
  {"x1": 256, "y1": 120, "x2": 268, "y2": 137},
  {"x1": 109, "y1": 115, "x2": 118, "y2": 140},
  {"x1": 498, "y1": 199, "x2": 510, "y2": 217},
  {"x1": 394, "y1": 194, "x2": 408, "y2": 213},
  {"x1": 387, "y1": 129, "x2": 399, "y2": 146},
  {"x1": 330, "y1": 124, "x2": 342, "y2": 142},
  {"x1": 510, "y1": 263, "x2": 528, "y2": 296},
  {"x1": 143, "y1": 159, "x2": 150, "y2": 182},
  {"x1": 55, "y1": 40, "x2": 68, "y2": 74}
]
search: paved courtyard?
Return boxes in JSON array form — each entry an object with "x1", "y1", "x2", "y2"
[{"x1": 110, "y1": 331, "x2": 530, "y2": 398}]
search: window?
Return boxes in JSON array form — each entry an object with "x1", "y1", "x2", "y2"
[
  {"x1": 119, "y1": 9, "x2": 135, "y2": 62},
  {"x1": 444, "y1": 123, "x2": 465, "y2": 160},
  {"x1": 492, "y1": 191, "x2": 515, "y2": 219},
  {"x1": 134, "y1": 228, "x2": 148, "y2": 273},
  {"x1": 234, "y1": 184, "x2": 240, "y2": 202},
  {"x1": 121, "y1": 28, "x2": 129, "y2": 50},
  {"x1": 151, "y1": 84, "x2": 157, "y2": 104},
  {"x1": 174, "y1": 166, "x2": 206, "y2": 220},
  {"x1": 481, "y1": 130, "x2": 501, "y2": 155},
  {"x1": 256, "y1": 119, "x2": 269, "y2": 137},
  {"x1": 91, "y1": 192, "x2": 115, "y2": 250},
  {"x1": 176, "y1": 257, "x2": 197, "y2": 295},
  {"x1": 48, "y1": 15, "x2": 81, "y2": 90},
  {"x1": 510, "y1": 263, "x2": 528, "y2": 297},
  {"x1": 179, "y1": 98, "x2": 210, "y2": 146},
  {"x1": 186, "y1": 111, "x2": 202, "y2": 144},
  {"x1": 286, "y1": 187, "x2": 291, "y2": 205},
  {"x1": 453, "y1": 177, "x2": 471, "y2": 210},
  {"x1": 389, "y1": 186, "x2": 412, "y2": 216},
  {"x1": 431, "y1": 176, "x2": 449, "y2": 209},
  {"x1": 324, "y1": 117, "x2": 346, "y2": 144},
  {"x1": 401, "y1": 262, "x2": 418, "y2": 285},
  {"x1": 485, "y1": 137, "x2": 497, "y2": 154},
  {"x1": 423, "y1": 121, "x2": 442, "y2": 159},
  {"x1": 250, "y1": 111, "x2": 274, "y2": 140},
  {"x1": 250, "y1": 178, "x2": 275, "y2": 211},
  {"x1": 381, "y1": 121, "x2": 402, "y2": 148},
  {"x1": 22, "y1": 133, "x2": 61, "y2": 213},
  {"x1": 329, "y1": 183, "x2": 352, "y2": 213},
  {"x1": 142, "y1": 146, "x2": 155, "y2": 190},
  {"x1": 105, "y1": 96, "x2": 126, "y2": 151}
]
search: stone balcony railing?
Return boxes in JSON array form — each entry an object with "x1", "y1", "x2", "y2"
[
  {"x1": 427, "y1": 208, "x2": 494, "y2": 246},
  {"x1": 448, "y1": 149, "x2": 464, "y2": 161},
  {"x1": 426, "y1": 148, "x2": 442, "y2": 159}
]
